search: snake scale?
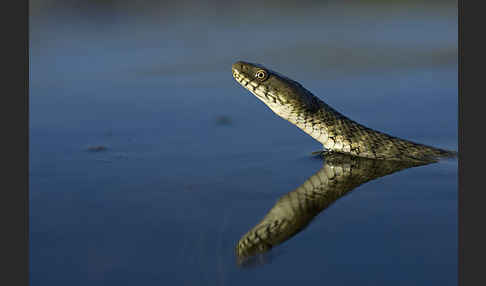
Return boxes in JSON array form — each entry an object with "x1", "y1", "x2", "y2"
[{"x1": 232, "y1": 61, "x2": 456, "y2": 162}]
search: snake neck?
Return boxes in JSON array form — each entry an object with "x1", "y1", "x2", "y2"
[{"x1": 272, "y1": 96, "x2": 455, "y2": 162}]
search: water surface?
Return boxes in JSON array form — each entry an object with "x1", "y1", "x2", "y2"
[{"x1": 30, "y1": 2, "x2": 457, "y2": 285}]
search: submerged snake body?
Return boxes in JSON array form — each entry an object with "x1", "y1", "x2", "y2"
[{"x1": 232, "y1": 61, "x2": 455, "y2": 162}]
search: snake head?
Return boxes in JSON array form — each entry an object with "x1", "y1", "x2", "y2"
[{"x1": 232, "y1": 61, "x2": 319, "y2": 113}]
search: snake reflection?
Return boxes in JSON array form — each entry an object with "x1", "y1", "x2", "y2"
[{"x1": 236, "y1": 153, "x2": 433, "y2": 265}]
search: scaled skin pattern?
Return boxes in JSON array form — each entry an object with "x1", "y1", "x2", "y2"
[{"x1": 232, "y1": 61, "x2": 456, "y2": 162}]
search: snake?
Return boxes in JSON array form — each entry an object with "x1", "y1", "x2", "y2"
[
  {"x1": 236, "y1": 153, "x2": 431, "y2": 265},
  {"x1": 232, "y1": 61, "x2": 456, "y2": 162}
]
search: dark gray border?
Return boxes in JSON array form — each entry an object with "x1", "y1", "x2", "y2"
[
  {"x1": 1, "y1": 0, "x2": 29, "y2": 285},
  {"x1": 459, "y1": 0, "x2": 484, "y2": 285}
]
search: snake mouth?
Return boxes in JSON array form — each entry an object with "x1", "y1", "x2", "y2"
[
  {"x1": 232, "y1": 68, "x2": 242, "y2": 82},
  {"x1": 232, "y1": 61, "x2": 264, "y2": 88},
  {"x1": 232, "y1": 68, "x2": 257, "y2": 92}
]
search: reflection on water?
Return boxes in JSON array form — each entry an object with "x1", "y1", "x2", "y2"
[{"x1": 236, "y1": 154, "x2": 433, "y2": 266}]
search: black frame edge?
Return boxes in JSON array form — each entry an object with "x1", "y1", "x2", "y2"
[
  {"x1": 459, "y1": 0, "x2": 486, "y2": 285},
  {"x1": 1, "y1": 0, "x2": 29, "y2": 285}
]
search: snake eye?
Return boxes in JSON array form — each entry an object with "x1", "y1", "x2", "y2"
[{"x1": 255, "y1": 70, "x2": 268, "y2": 81}]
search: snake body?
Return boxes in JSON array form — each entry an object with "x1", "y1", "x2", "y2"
[{"x1": 232, "y1": 61, "x2": 456, "y2": 162}]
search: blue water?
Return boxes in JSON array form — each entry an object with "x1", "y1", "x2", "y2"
[{"x1": 30, "y1": 2, "x2": 457, "y2": 285}]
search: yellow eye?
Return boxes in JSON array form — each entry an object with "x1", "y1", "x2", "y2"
[{"x1": 255, "y1": 70, "x2": 268, "y2": 81}]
